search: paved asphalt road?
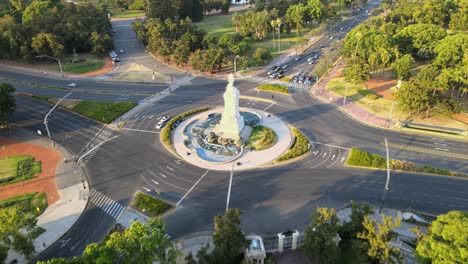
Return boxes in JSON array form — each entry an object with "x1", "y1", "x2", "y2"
[{"x1": 2, "y1": 0, "x2": 466, "y2": 261}]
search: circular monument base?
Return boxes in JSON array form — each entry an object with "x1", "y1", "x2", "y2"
[{"x1": 172, "y1": 107, "x2": 293, "y2": 171}]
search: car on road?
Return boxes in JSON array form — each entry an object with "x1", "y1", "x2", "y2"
[
  {"x1": 292, "y1": 76, "x2": 299, "y2": 83},
  {"x1": 109, "y1": 51, "x2": 117, "y2": 58},
  {"x1": 160, "y1": 115, "x2": 170, "y2": 122},
  {"x1": 307, "y1": 57, "x2": 313, "y2": 62},
  {"x1": 68, "y1": 83, "x2": 78, "y2": 87},
  {"x1": 308, "y1": 60, "x2": 315, "y2": 65},
  {"x1": 294, "y1": 56, "x2": 302, "y2": 61},
  {"x1": 119, "y1": 49, "x2": 124, "y2": 53},
  {"x1": 156, "y1": 121, "x2": 166, "y2": 129},
  {"x1": 271, "y1": 65, "x2": 279, "y2": 71},
  {"x1": 281, "y1": 64, "x2": 288, "y2": 70}
]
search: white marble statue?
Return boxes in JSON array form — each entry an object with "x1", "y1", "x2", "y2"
[{"x1": 215, "y1": 73, "x2": 245, "y2": 140}]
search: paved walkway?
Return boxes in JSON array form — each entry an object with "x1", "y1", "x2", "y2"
[
  {"x1": 312, "y1": 60, "x2": 389, "y2": 128},
  {"x1": 1, "y1": 128, "x2": 88, "y2": 263},
  {"x1": 173, "y1": 107, "x2": 293, "y2": 171}
]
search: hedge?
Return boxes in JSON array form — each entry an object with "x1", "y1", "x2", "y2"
[
  {"x1": 257, "y1": 84, "x2": 289, "y2": 94},
  {"x1": 161, "y1": 107, "x2": 209, "y2": 146},
  {"x1": 276, "y1": 128, "x2": 310, "y2": 161},
  {"x1": 346, "y1": 148, "x2": 466, "y2": 177}
]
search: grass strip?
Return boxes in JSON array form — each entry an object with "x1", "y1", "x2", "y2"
[
  {"x1": 346, "y1": 148, "x2": 467, "y2": 177},
  {"x1": 0, "y1": 192, "x2": 48, "y2": 216},
  {"x1": 130, "y1": 192, "x2": 173, "y2": 218},
  {"x1": 31, "y1": 95, "x2": 51, "y2": 103},
  {"x1": 276, "y1": 128, "x2": 310, "y2": 161},
  {"x1": 257, "y1": 84, "x2": 289, "y2": 94},
  {"x1": 161, "y1": 107, "x2": 209, "y2": 147},
  {"x1": 246, "y1": 126, "x2": 277, "y2": 151},
  {"x1": 71, "y1": 101, "x2": 137, "y2": 124}
]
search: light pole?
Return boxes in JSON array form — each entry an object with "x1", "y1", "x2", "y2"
[
  {"x1": 379, "y1": 138, "x2": 391, "y2": 214},
  {"x1": 343, "y1": 85, "x2": 349, "y2": 107},
  {"x1": 387, "y1": 101, "x2": 398, "y2": 128},
  {"x1": 44, "y1": 92, "x2": 72, "y2": 145},
  {"x1": 234, "y1": 55, "x2": 240, "y2": 74},
  {"x1": 36, "y1": 55, "x2": 64, "y2": 78}
]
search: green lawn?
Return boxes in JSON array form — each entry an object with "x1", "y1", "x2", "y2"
[
  {"x1": 195, "y1": 10, "x2": 318, "y2": 58},
  {"x1": 0, "y1": 192, "x2": 48, "y2": 216},
  {"x1": 257, "y1": 84, "x2": 289, "y2": 94},
  {"x1": 131, "y1": 192, "x2": 173, "y2": 218},
  {"x1": 71, "y1": 101, "x2": 137, "y2": 124},
  {"x1": 0, "y1": 155, "x2": 42, "y2": 185},
  {"x1": 46, "y1": 54, "x2": 106, "y2": 74},
  {"x1": 276, "y1": 128, "x2": 311, "y2": 161},
  {"x1": 110, "y1": 9, "x2": 145, "y2": 19},
  {"x1": 247, "y1": 126, "x2": 277, "y2": 151}
]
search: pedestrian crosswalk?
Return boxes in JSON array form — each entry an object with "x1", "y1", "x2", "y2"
[
  {"x1": 288, "y1": 82, "x2": 311, "y2": 92},
  {"x1": 89, "y1": 189, "x2": 126, "y2": 220},
  {"x1": 80, "y1": 127, "x2": 114, "y2": 163}
]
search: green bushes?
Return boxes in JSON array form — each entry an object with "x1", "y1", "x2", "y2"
[
  {"x1": 0, "y1": 192, "x2": 48, "y2": 216},
  {"x1": 257, "y1": 84, "x2": 289, "y2": 94},
  {"x1": 246, "y1": 126, "x2": 277, "y2": 151},
  {"x1": 161, "y1": 107, "x2": 209, "y2": 146},
  {"x1": 131, "y1": 192, "x2": 173, "y2": 217},
  {"x1": 346, "y1": 148, "x2": 466, "y2": 177},
  {"x1": 0, "y1": 155, "x2": 41, "y2": 185},
  {"x1": 346, "y1": 148, "x2": 386, "y2": 169},
  {"x1": 276, "y1": 128, "x2": 310, "y2": 161}
]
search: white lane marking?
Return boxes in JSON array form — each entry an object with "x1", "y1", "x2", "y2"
[
  {"x1": 311, "y1": 146, "x2": 333, "y2": 168},
  {"x1": 159, "y1": 173, "x2": 167, "y2": 178},
  {"x1": 152, "y1": 179, "x2": 159, "y2": 185},
  {"x1": 327, "y1": 149, "x2": 341, "y2": 168},
  {"x1": 322, "y1": 153, "x2": 327, "y2": 158},
  {"x1": 166, "y1": 166, "x2": 174, "y2": 171},
  {"x1": 156, "y1": 163, "x2": 193, "y2": 183},
  {"x1": 143, "y1": 187, "x2": 151, "y2": 192},
  {"x1": 435, "y1": 147, "x2": 450, "y2": 152},
  {"x1": 147, "y1": 169, "x2": 188, "y2": 191},
  {"x1": 341, "y1": 157, "x2": 345, "y2": 162},
  {"x1": 174, "y1": 160, "x2": 181, "y2": 165},
  {"x1": 120, "y1": 128, "x2": 160, "y2": 134},
  {"x1": 308, "y1": 140, "x2": 351, "y2": 150},
  {"x1": 331, "y1": 154, "x2": 336, "y2": 160},
  {"x1": 176, "y1": 170, "x2": 209, "y2": 206},
  {"x1": 263, "y1": 102, "x2": 275, "y2": 112},
  {"x1": 433, "y1": 142, "x2": 448, "y2": 146},
  {"x1": 115, "y1": 206, "x2": 126, "y2": 221},
  {"x1": 431, "y1": 137, "x2": 446, "y2": 142},
  {"x1": 226, "y1": 165, "x2": 234, "y2": 212}
]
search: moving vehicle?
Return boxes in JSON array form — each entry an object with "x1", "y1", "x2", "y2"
[
  {"x1": 119, "y1": 49, "x2": 124, "y2": 53},
  {"x1": 281, "y1": 64, "x2": 288, "y2": 70},
  {"x1": 68, "y1": 83, "x2": 78, "y2": 87},
  {"x1": 294, "y1": 56, "x2": 302, "y2": 61}
]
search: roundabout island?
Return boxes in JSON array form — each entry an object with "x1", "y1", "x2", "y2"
[{"x1": 172, "y1": 74, "x2": 294, "y2": 171}]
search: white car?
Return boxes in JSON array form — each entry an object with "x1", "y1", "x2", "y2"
[
  {"x1": 156, "y1": 121, "x2": 166, "y2": 129},
  {"x1": 68, "y1": 83, "x2": 78, "y2": 87},
  {"x1": 119, "y1": 49, "x2": 124, "y2": 53},
  {"x1": 281, "y1": 64, "x2": 288, "y2": 70},
  {"x1": 160, "y1": 115, "x2": 170, "y2": 122}
]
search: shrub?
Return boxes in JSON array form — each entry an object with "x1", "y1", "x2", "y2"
[
  {"x1": 276, "y1": 128, "x2": 310, "y2": 161},
  {"x1": 346, "y1": 148, "x2": 386, "y2": 168},
  {"x1": 257, "y1": 84, "x2": 289, "y2": 94},
  {"x1": 131, "y1": 192, "x2": 173, "y2": 217},
  {"x1": 366, "y1": 93, "x2": 379, "y2": 100}
]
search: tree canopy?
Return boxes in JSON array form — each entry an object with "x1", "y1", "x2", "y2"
[
  {"x1": 0, "y1": 83, "x2": 16, "y2": 126},
  {"x1": 416, "y1": 211, "x2": 468, "y2": 264}
]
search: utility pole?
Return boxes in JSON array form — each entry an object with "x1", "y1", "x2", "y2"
[
  {"x1": 387, "y1": 101, "x2": 397, "y2": 128},
  {"x1": 380, "y1": 138, "x2": 391, "y2": 214},
  {"x1": 44, "y1": 92, "x2": 72, "y2": 145},
  {"x1": 226, "y1": 162, "x2": 235, "y2": 212},
  {"x1": 343, "y1": 85, "x2": 349, "y2": 107},
  {"x1": 36, "y1": 55, "x2": 65, "y2": 78},
  {"x1": 234, "y1": 55, "x2": 240, "y2": 74}
]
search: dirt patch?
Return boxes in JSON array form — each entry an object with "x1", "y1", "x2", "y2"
[
  {"x1": 366, "y1": 77, "x2": 397, "y2": 100},
  {"x1": 451, "y1": 113, "x2": 468, "y2": 125},
  {"x1": 81, "y1": 58, "x2": 114, "y2": 77},
  {"x1": 0, "y1": 137, "x2": 60, "y2": 204}
]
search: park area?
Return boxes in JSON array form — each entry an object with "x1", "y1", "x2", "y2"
[
  {"x1": 45, "y1": 54, "x2": 108, "y2": 74},
  {"x1": 0, "y1": 136, "x2": 60, "y2": 209}
]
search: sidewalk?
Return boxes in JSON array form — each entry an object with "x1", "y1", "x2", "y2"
[
  {"x1": 312, "y1": 60, "x2": 389, "y2": 128},
  {"x1": 1, "y1": 128, "x2": 88, "y2": 263}
]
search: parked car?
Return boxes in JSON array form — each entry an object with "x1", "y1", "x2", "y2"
[{"x1": 68, "y1": 83, "x2": 78, "y2": 87}]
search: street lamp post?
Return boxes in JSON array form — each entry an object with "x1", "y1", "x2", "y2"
[
  {"x1": 387, "y1": 101, "x2": 398, "y2": 128},
  {"x1": 343, "y1": 85, "x2": 349, "y2": 107},
  {"x1": 44, "y1": 92, "x2": 72, "y2": 145},
  {"x1": 234, "y1": 55, "x2": 240, "y2": 74},
  {"x1": 36, "y1": 55, "x2": 64, "y2": 78}
]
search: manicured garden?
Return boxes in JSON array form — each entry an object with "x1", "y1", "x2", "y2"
[
  {"x1": 0, "y1": 155, "x2": 42, "y2": 186},
  {"x1": 246, "y1": 126, "x2": 277, "y2": 151},
  {"x1": 276, "y1": 128, "x2": 310, "y2": 161},
  {"x1": 71, "y1": 101, "x2": 137, "y2": 124},
  {"x1": 256, "y1": 84, "x2": 289, "y2": 94},
  {"x1": 130, "y1": 192, "x2": 173, "y2": 218},
  {"x1": 0, "y1": 192, "x2": 48, "y2": 216},
  {"x1": 346, "y1": 148, "x2": 466, "y2": 177}
]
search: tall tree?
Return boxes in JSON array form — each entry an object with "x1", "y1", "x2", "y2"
[
  {"x1": 306, "y1": 0, "x2": 326, "y2": 22},
  {"x1": 416, "y1": 211, "x2": 468, "y2": 264},
  {"x1": 344, "y1": 62, "x2": 371, "y2": 85},
  {"x1": 394, "y1": 81, "x2": 434, "y2": 117},
  {"x1": 303, "y1": 207, "x2": 341, "y2": 264},
  {"x1": 146, "y1": 0, "x2": 177, "y2": 20},
  {"x1": 0, "y1": 207, "x2": 41, "y2": 262},
  {"x1": 357, "y1": 215, "x2": 402, "y2": 264},
  {"x1": 89, "y1": 32, "x2": 113, "y2": 56},
  {"x1": 395, "y1": 24, "x2": 446, "y2": 58},
  {"x1": 392, "y1": 54, "x2": 415, "y2": 81},
  {"x1": 433, "y1": 33, "x2": 468, "y2": 68},
  {"x1": 212, "y1": 208, "x2": 249, "y2": 264},
  {"x1": 0, "y1": 83, "x2": 16, "y2": 126},
  {"x1": 344, "y1": 201, "x2": 374, "y2": 237},
  {"x1": 252, "y1": 47, "x2": 272, "y2": 65},
  {"x1": 285, "y1": 3, "x2": 307, "y2": 38}
]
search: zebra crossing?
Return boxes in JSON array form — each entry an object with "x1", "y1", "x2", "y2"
[
  {"x1": 288, "y1": 82, "x2": 311, "y2": 92},
  {"x1": 246, "y1": 76, "x2": 288, "y2": 86},
  {"x1": 89, "y1": 189, "x2": 126, "y2": 220},
  {"x1": 80, "y1": 127, "x2": 114, "y2": 163}
]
